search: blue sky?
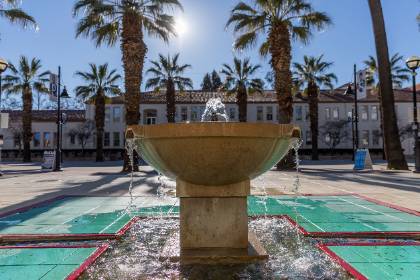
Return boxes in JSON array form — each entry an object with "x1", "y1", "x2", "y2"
[{"x1": 0, "y1": 0, "x2": 419, "y2": 100}]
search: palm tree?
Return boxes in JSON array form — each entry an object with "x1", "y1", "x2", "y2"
[
  {"x1": 367, "y1": 0, "x2": 408, "y2": 170},
  {"x1": 2, "y1": 56, "x2": 49, "y2": 162},
  {"x1": 75, "y1": 63, "x2": 121, "y2": 162},
  {"x1": 0, "y1": 0, "x2": 37, "y2": 34},
  {"x1": 145, "y1": 53, "x2": 192, "y2": 123},
  {"x1": 293, "y1": 55, "x2": 337, "y2": 160},
  {"x1": 363, "y1": 53, "x2": 410, "y2": 161},
  {"x1": 221, "y1": 57, "x2": 264, "y2": 122},
  {"x1": 227, "y1": 0, "x2": 331, "y2": 124},
  {"x1": 364, "y1": 53, "x2": 411, "y2": 89},
  {"x1": 73, "y1": 0, "x2": 182, "y2": 171}
]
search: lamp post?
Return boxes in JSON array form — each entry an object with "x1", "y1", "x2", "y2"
[
  {"x1": 53, "y1": 66, "x2": 70, "y2": 172},
  {"x1": 0, "y1": 58, "x2": 8, "y2": 177},
  {"x1": 344, "y1": 67, "x2": 359, "y2": 160},
  {"x1": 406, "y1": 56, "x2": 420, "y2": 173}
]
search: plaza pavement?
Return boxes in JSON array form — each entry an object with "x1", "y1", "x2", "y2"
[{"x1": 0, "y1": 160, "x2": 419, "y2": 214}]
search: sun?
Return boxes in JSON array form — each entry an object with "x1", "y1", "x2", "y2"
[{"x1": 174, "y1": 17, "x2": 188, "y2": 37}]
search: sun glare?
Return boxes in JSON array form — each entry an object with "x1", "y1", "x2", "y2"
[{"x1": 175, "y1": 17, "x2": 188, "y2": 37}]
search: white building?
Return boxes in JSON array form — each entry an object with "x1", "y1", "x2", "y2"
[{"x1": 0, "y1": 86, "x2": 419, "y2": 160}]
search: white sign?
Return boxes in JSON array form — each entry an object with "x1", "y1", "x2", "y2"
[
  {"x1": 0, "y1": 113, "x2": 9, "y2": 129},
  {"x1": 49, "y1": 73, "x2": 59, "y2": 101},
  {"x1": 356, "y1": 69, "x2": 367, "y2": 100},
  {"x1": 42, "y1": 151, "x2": 56, "y2": 170}
]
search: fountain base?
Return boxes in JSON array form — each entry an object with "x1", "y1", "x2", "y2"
[{"x1": 160, "y1": 231, "x2": 268, "y2": 265}]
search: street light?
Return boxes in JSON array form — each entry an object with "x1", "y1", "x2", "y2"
[
  {"x1": 344, "y1": 65, "x2": 360, "y2": 159},
  {"x1": 406, "y1": 56, "x2": 420, "y2": 173},
  {"x1": 0, "y1": 58, "x2": 8, "y2": 177},
  {"x1": 53, "y1": 85, "x2": 70, "y2": 171}
]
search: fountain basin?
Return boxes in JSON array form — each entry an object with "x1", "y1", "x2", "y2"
[
  {"x1": 126, "y1": 122, "x2": 300, "y2": 264},
  {"x1": 126, "y1": 123, "x2": 300, "y2": 186}
]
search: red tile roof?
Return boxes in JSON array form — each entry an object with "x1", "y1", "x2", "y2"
[
  {"x1": 4, "y1": 110, "x2": 85, "y2": 122},
  {"x1": 107, "y1": 87, "x2": 419, "y2": 104}
]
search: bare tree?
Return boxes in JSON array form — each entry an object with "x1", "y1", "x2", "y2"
[
  {"x1": 68, "y1": 120, "x2": 95, "y2": 155},
  {"x1": 320, "y1": 120, "x2": 351, "y2": 152}
]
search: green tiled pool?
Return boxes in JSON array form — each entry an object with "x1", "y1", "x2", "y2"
[
  {"x1": 322, "y1": 243, "x2": 420, "y2": 280},
  {"x1": 248, "y1": 196, "x2": 420, "y2": 236},
  {"x1": 0, "y1": 195, "x2": 418, "y2": 239},
  {"x1": 0, "y1": 245, "x2": 107, "y2": 280},
  {"x1": 0, "y1": 196, "x2": 176, "y2": 238}
]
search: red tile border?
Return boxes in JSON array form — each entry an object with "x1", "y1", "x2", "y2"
[
  {"x1": 0, "y1": 195, "x2": 68, "y2": 218},
  {"x1": 317, "y1": 242, "x2": 420, "y2": 280},
  {"x1": 66, "y1": 244, "x2": 109, "y2": 280},
  {"x1": 354, "y1": 194, "x2": 420, "y2": 216},
  {"x1": 318, "y1": 244, "x2": 368, "y2": 280},
  {"x1": 0, "y1": 244, "x2": 109, "y2": 280}
]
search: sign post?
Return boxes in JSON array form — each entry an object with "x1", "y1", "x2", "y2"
[{"x1": 42, "y1": 151, "x2": 56, "y2": 170}]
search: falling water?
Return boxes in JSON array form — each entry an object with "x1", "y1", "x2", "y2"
[
  {"x1": 125, "y1": 139, "x2": 136, "y2": 213},
  {"x1": 291, "y1": 138, "x2": 303, "y2": 194},
  {"x1": 201, "y1": 97, "x2": 229, "y2": 122}
]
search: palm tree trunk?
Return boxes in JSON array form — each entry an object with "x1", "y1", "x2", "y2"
[
  {"x1": 368, "y1": 0, "x2": 408, "y2": 170},
  {"x1": 121, "y1": 11, "x2": 146, "y2": 172},
  {"x1": 308, "y1": 83, "x2": 319, "y2": 160},
  {"x1": 95, "y1": 93, "x2": 105, "y2": 162},
  {"x1": 237, "y1": 84, "x2": 247, "y2": 122},
  {"x1": 166, "y1": 79, "x2": 176, "y2": 123},
  {"x1": 22, "y1": 86, "x2": 32, "y2": 162},
  {"x1": 270, "y1": 23, "x2": 293, "y2": 124},
  {"x1": 270, "y1": 23, "x2": 295, "y2": 169}
]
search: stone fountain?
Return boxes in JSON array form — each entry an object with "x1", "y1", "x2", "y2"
[{"x1": 126, "y1": 121, "x2": 300, "y2": 264}]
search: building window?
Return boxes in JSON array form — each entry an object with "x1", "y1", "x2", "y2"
[
  {"x1": 229, "y1": 107, "x2": 236, "y2": 120},
  {"x1": 53, "y1": 132, "x2": 57, "y2": 147},
  {"x1": 113, "y1": 132, "x2": 120, "y2": 147},
  {"x1": 33, "y1": 132, "x2": 41, "y2": 147},
  {"x1": 372, "y1": 130, "x2": 380, "y2": 146},
  {"x1": 181, "y1": 107, "x2": 188, "y2": 122},
  {"x1": 305, "y1": 107, "x2": 310, "y2": 121},
  {"x1": 70, "y1": 134, "x2": 76, "y2": 145},
  {"x1": 104, "y1": 132, "x2": 110, "y2": 147},
  {"x1": 113, "y1": 107, "x2": 121, "y2": 122},
  {"x1": 191, "y1": 106, "x2": 199, "y2": 122},
  {"x1": 256, "y1": 106, "x2": 263, "y2": 121},
  {"x1": 361, "y1": 130, "x2": 369, "y2": 147},
  {"x1": 105, "y1": 107, "x2": 111, "y2": 123},
  {"x1": 306, "y1": 131, "x2": 312, "y2": 145},
  {"x1": 143, "y1": 109, "x2": 157, "y2": 125},
  {"x1": 361, "y1": 105, "x2": 369, "y2": 121},
  {"x1": 325, "y1": 108, "x2": 331, "y2": 120},
  {"x1": 324, "y1": 133, "x2": 331, "y2": 144},
  {"x1": 371, "y1": 105, "x2": 378, "y2": 121},
  {"x1": 295, "y1": 106, "x2": 303, "y2": 121},
  {"x1": 332, "y1": 108, "x2": 339, "y2": 120},
  {"x1": 43, "y1": 132, "x2": 51, "y2": 148},
  {"x1": 14, "y1": 134, "x2": 21, "y2": 147},
  {"x1": 266, "y1": 106, "x2": 273, "y2": 121}
]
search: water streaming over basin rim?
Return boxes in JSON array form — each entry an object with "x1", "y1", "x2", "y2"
[{"x1": 80, "y1": 217, "x2": 352, "y2": 280}]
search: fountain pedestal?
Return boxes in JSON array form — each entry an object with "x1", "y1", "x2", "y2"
[{"x1": 160, "y1": 179, "x2": 268, "y2": 264}]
